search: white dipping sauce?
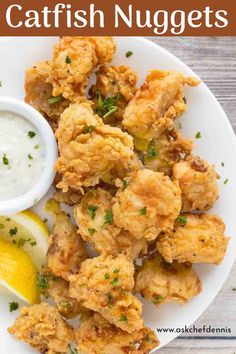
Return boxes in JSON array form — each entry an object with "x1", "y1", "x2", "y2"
[{"x1": 0, "y1": 111, "x2": 45, "y2": 200}]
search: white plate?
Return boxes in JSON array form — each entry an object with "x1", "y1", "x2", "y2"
[{"x1": 0, "y1": 37, "x2": 236, "y2": 353}]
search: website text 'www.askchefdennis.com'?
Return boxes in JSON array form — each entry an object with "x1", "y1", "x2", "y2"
[{"x1": 156, "y1": 325, "x2": 232, "y2": 334}]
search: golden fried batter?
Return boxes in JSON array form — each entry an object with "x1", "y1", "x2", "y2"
[
  {"x1": 46, "y1": 199, "x2": 87, "y2": 281},
  {"x1": 135, "y1": 254, "x2": 201, "y2": 305},
  {"x1": 75, "y1": 312, "x2": 159, "y2": 354},
  {"x1": 55, "y1": 103, "x2": 135, "y2": 192},
  {"x1": 135, "y1": 128, "x2": 193, "y2": 176},
  {"x1": 123, "y1": 70, "x2": 199, "y2": 140},
  {"x1": 112, "y1": 169, "x2": 182, "y2": 241},
  {"x1": 172, "y1": 156, "x2": 219, "y2": 211},
  {"x1": 25, "y1": 61, "x2": 70, "y2": 130},
  {"x1": 74, "y1": 188, "x2": 147, "y2": 259},
  {"x1": 8, "y1": 303, "x2": 74, "y2": 354},
  {"x1": 157, "y1": 213, "x2": 228, "y2": 264},
  {"x1": 49, "y1": 36, "x2": 116, "y2": 102},
  {"x1": 69, "y1": 254, "x2": 143, "y2": 333}
]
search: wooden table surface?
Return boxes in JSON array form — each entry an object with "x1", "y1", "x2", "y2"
[{"x1": 148, "y1": 37, "x2": 236, "y2": 354}]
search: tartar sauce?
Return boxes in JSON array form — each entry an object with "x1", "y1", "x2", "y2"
[{"x1": 0, "y1": 111, "x2": 45, "y2": 200}]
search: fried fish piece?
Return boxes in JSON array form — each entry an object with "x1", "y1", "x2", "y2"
[
  {"x1": 172, "y1": 156, "x2": 219, "y2": 211},
  {"x1": 8, "y1": 303, "x2": 74, "y2": 354},
  {"x1": 157, "y1": 213, "x2": 228, "y2": 265},
  {"x1": 46, "y1": 199, "x2": 87, "y2": 281},
  {"x1": 74, "y1": 188, "x2": 147, "y2": 260},
  {"x1": 49, "y1": 36, "x2": 116, "y2": 102},
  {"x1": 123, "y1": 70, "x2": 200, "y2": 140},
  {"x1": 75, "y1": 312, "x2": 159, "y2": 354},
  {"x1": 112, "y1": 169, "x2": 182, "y2": 241},
  {"x1": 69, "y1": 254, "x2": 143, "y2": 333},
  {"x1": 55, "y1": 103, "x2": 135, "y2": 192},
  {"x1": 135, "y1": 128, "x2": 193, "y2": 176},
  {"x1": 25, "y1": 61, "x2": 70, "y2": 130},
  {"x1": 135, "y1": 254, "x2": 201, "y2": 305}
]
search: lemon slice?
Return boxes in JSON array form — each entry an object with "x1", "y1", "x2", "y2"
[
  {"x1": 0, "y1": 210, "x2": 49, "y2": 269},
  {"x1": 0, "y1": 239, "x2": 40, "y2": 304}
]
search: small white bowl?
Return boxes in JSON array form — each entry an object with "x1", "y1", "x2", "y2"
[{"x1": 0, "y1": 97, "x2": 58, "y2": 215}]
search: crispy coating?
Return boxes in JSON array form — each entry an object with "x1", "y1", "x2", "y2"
[
  {"x1": 135, "y1": 254, "x2": 202, "y2": 305},
  {"x1": 172, "y1": 156, "x2": 219, "y2": 211},
  {"x1": 157, "y1": 213, "x2": 228, "y2": 264},
  {"x1": 123, "y1": 70, "x2": 199, "y2": 140},
  {"x1": 25, "y1": 61, "x2": 70, "y2": 130},
  {"x1": 135, "y1": 128, "x2": 193, "y2": 176},
  {"x1": 55, "y1": 103, "x2": 135, "y2": 192},
  {"x1": 69, "y1": 254, "x2": 143, "y2": 333},
  {"x1": 112, "y1": 169, "x2": 182, "y2": 241},
  {"x1": 74, "y1": 188, "x2": 147, "y2": 259},
  {"x1": 46, "y1": 199, "x2": 87, "y2": 281},
  {"x1": 49, "y1": 36, "x2": 116, "y2": 102},
  {"x1": 8, "y1": 303, "x2": 73, "y2": 354},
  {"x1": 75, "y1": 312, "x2": 159, "y2": 354}
]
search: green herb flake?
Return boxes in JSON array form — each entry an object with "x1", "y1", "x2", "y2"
[
  {"x1": 9, "y1": 227, "x2": 18, "y2": 237},
  {"x1": 177, "y1": 215, "x2": 187, "y2": 226},
  {"x1": 179, "y1": 122, "x2": 182, "y2": 129},
  {"x1": 3, "y1": 154, "x2": 9, "y2": 165},
  {"x1": 88, "y1": 205, "x2": 99, "y2": 220},
  {"x1": 113, "y1": 268, "x2": 120, "y2": 274},
  {"x1": 95, "y1": 92, "x2": 121, "y2": 119},
  {"x1": 221, "y1": 162, "x2": 225, "y2": 167},
  {"x1": 69, "y1": 345, "x2": 78, "y2": 354},
  {"x1": 147, "y1": 146, "x2": 158, "y2": 159},
  {"x1": 0, "y1": 223, "x2": 4, "y2": 229},
  {"x1": 43, "y1": 218, "x2": 48, "y2": 223},
  {"x1": 119, "y1": 314, "x2": 127, "y2": 322},
  {"x1": 18, "y1": 239, "x2": 26, "y2": 248},
  {"x1": 140, "y1": 207, "x2": 147, "y2": 215},
  {"x1": 232, "y1": 288, "x2": 236, "y2": 291},
  {"x1": 48, "y1": 95, "x2": 63, "y2": 105},
  {"x1": 104, "y1": 273, "x2": 110, "y2": 280},
  {"x1": 59, "y1": 301, "x2": 71, "y2": 308},
  {"x1": 122, "y1": 179, "x2": 128, "y2": 189},
  {"x1": 126, "y1": 51, "x2": 133, "y2": 58},
  {"x1": 36, "y1": 273, "x2": 49, "y2": 290},
  {"x1": 195, "y1": 131, "x2": 201, "y2": 139},
  {"x1": 28, "y1": 131, "x2": 36, "y2": 138},
  {"x1": 83, "y1": 125, "x2": 95, "y2": 134},
  {"x1": 28, "y1": 154, "x2": 33, "y2": 160},
  {"x1": 183, "y1": 97, "x2": 187, "y2": 104},
  {"x1": 154, "y1": 295, "x2": 164, "y2": 303},
  {"x1": 9, "y1": 302, "x2": 19, "y2": 312},
  {"x1": 104, "y1": 209, "x2": 113, "y2": 225},
  {"x1": 107, "y1": 293, "x2": 113, "y2": 304},
  {"x1": 30, "y1": 241, "x2": 37, "y2": 247},
  {"x1": 34, "y1": 144, "x2": 39, "y2": 149},
  {"x1": 224, "y1": 178, "x2": 228, "y2": 185},
  {"x1": 88, "y1": 228, "x2": 96, "y2": 236},
  {"x1": 65, "y1": 55, "x2": 71, "y2": 64},
  {"x1": 111, "y1": 277, "x2": 119, "y2": 286}
]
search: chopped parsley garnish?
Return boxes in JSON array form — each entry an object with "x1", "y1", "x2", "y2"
[
  {"x1": 88, "y1": 228, "x2": 96, "y2": 235},
  {"x1": 140, "y1": 207, "x2": 147, "y2": 215},
  {"x1": 95, "y1": 92, "x2": 121, "y2": 119},
  {"x1": 59, "y1": 301, "x2": 71, "y2": 308},
  {"x1": 69, "y1": 345, "x2": 78, "y2": 354},
  {"x1": 111, "y1": 277, "x2": 119, "y2": 286},
  {"x1": 17, "y1": 239, "x2": 26, "y2": 248},
  {"x1": 232, "y1": 288, "x2": 236, "y2": 291},
  {"x1": 224, "y1": 178, "x2": 228, "y2": 185},
  {"x1": 183, "y1": 97, "x2": 187, "y2": 104},
  {"x1": 9, "y1": 227, "x2": 18, "y2": 237},
  {"x1": 154, "y1": 295, "x2": 164, "y2": 303},
  {"x1": 113, "y1": 268, "x2": 120, "y2": 274},
  {"x1": 3, "y1": 154, "x2": 9, "y2": 165},
  {"x1": 65, "y1": 56, "x2": 71, "y2": 64},
  {"x1": 48, "y1": 95, "x2": 63, "y2": 105},
  {"x1": 104, "y1": 209, "x2": 113, "y2": 224},
  {"x1": 122, "y1": 179, "x2": 128, "y2": 189},
  {"x1": 126, "y1": 51, "x2": 133, "y2": 58},
  {"x1": 28, "y1": 131, "x2": 36, "y2": 138},
  {"x1": 146, "y1": 140, "x2": 158, "y2": 159},
  {"x1": 119, "y1": 314, "x2": 127, "y2": 322},
  {"x1": 36, "y1": 273, "x2": 49, "y2": 290},
  {"x1": 9, "y1": 302, "x2": 19, "y2": 312},
  {"x1": 30, "y1": 241, "x2": 37, "y2": 247},
  {"x1": 195, "y1": 131, "x2": 201, "y2": 139},
  {"x1": 88, "y1": 205, "x2": 99, "y2": 220},
  {"x1": 28, "y1": 154, "x2": 33, "y2": 160},
  {"x1": 177, "y1": 215, "x2": 187, "y2": 226},
  {"x1": 221, "y1": 162, "x2": 225, "y2": 167},
  {"x1": 0, "y1": 223, "x2": 4, "y2": 229},
  {"x1": 34, "y1": 144, "x2": 39, "y2": 149},
  {"x1": 83, "y1": 125, "x2": 95, "y2": 134},
  {"x1": 107, "y1": 293, "x2": 113, "y2": 304},
  {"x1": 104, "y1": 273, "x2": 110, "y2": 280},
  {"x1": 0, "y1": 81, "x2": 2, "y2": 87}
]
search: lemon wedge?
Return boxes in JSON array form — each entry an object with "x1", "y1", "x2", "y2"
[
  {"x1": 0, "y1": 239, "x2": 40, "y2": 304},
  {"x1": 0, "y1": 210, "x2": 49, "y2": 269}
]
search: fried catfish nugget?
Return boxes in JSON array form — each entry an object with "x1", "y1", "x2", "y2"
[
  {"x1": 157, "y1": 213, "x2": 228, "y2": 265},
  {"x1": 74, "y1": 188, "x2": 147, "y2": 259},
  {"x1": 75, "y1": 312, "x2": 159, "y2": 354},
  {"x1": 8, "y1": 303, "x2": 74, "y2": 354},
  {"x1": 135, "y1": 128, "x2": 193, "y2": 176},
  {"x1": 123, "y1": 70, "x2": 199, "y2": 140},
  {"x1": 112, "y1": 169, "x2": 182, "y2": 241},
  {"x1": 135, "y1": 254, "x2": 201, "y2": 305},
  {"x1": 25, "y1": 61, "x2": 70, "y2": 130},
  {"x1": 49, "y1": 36, "x2": 116, "y2": 102},
  {"x1": 46, "y1": 199, "x2": 87, "y2": 281},
  {"x1": 90, "y1": 65, "x2": 138, "y2": 122},
  {"x1": 172, "y1": 156, "x2": 219, "y2": 211},
  {"x1": 69, "y1": 254, "x2": 143, "y2": 333},
  {"x1": 55, "y1": 103, "x2": 135, "y2": 192}
]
